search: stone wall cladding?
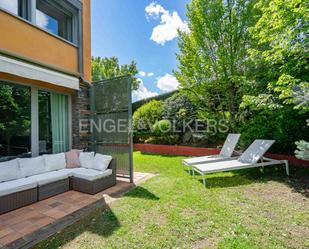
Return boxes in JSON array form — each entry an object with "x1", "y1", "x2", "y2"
[{"x1": 72, "y1": 80, "x2": 91, "y2": 150}]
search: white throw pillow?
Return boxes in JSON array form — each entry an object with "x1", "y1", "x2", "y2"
[
  {"x1": 79, "y1": 152, "x2": 95, "y2": 169},
  {"x1": 18, "y1": 156, "x2": 46, "y2": 177},
  {"x1": 93, "y1": 154, "x2": 112, "y2": 171},
  {"x1": 43, "y1": 153, "x2": 66, "y2": 172},
  {"x1": 0, "y1": 159, "x2": 20, "y2": 182}
]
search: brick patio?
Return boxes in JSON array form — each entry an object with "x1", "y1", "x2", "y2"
[{"x1": 0, "y1": 172, "x2": 154, "y2": 249}]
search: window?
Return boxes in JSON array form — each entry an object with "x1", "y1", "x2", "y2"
[
  {"x1": 0, "y1": 0, "x2": 18, "y2": 15},
  {"x1": 0, "y1": 0, "x2": 29, "y2": 19},
  {"x1": 0, "y1": 82, "x2": 31, "y2": 162},
  {"x1": 36, "y1": 0, "x2": 76, "y2": 42},
  {"x1": 0, "y1": 82, "x2": 70, "y2": 162},
  {"x1": 39, "y1": 90, "x2": 69, "y2": 154}
]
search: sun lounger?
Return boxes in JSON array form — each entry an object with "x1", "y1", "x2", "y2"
[
  {"x1": 182, "y1": 133, "x2": 241, "y2": 173},
  {"x1": 191, "y1": 139, "x2": 289, "y2": 186}
]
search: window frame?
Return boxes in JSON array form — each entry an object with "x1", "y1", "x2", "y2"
[{"x1": 35, "y1": 0, "x2": 79, "y2": 44}]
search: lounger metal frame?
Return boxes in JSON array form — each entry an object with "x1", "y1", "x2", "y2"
[{"x1": 192, "y1": 157, "x2": 289, "y2": 187}]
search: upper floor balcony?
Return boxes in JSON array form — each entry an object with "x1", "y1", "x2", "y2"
[{"x1": 0, "y1": 0, "x2": 84, "y2": 76}]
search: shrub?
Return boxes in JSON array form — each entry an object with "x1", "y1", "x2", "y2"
[
  {"x1": 144, "y1": 135, "x2": 181, "y2": 145},
  {"x1": 295, "y1": 140, "x2": 309, "y2": 160},
  {"x1": 152, "y1": 120, "x2": 172, "y2": 135},
  {"x1": 133, "y1": 100, "x2": 164, "y2": 132},
  {"x1": 239, "y1": 108, "x2": 309, "y2": 154},
  {"x1": 163, "y1": 93, "x2": 196, "y2": 132}
]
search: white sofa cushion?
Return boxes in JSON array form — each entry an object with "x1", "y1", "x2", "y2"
[
  {"x1": 43, "y1": 153, "x2": 66, "y2": 172},
  {"x1": 0, "y1": 159, "x2": 20, "y2": 182},
  {"x1": 57, "y1": 168, "x2": 84, "y2": 177},
  {"x1": 79, "y1": 152, "x2": 95, "y2": 169},
  {"x1": 93, "y1": 154, "x2": 112, "y2": 171},
  {"x1": 71, "y1": 168, "x2": 112, "y2": 181},
  {"x1": 28, "y1": 170, "x2": 70, "y2": 186},
  {"x1": 18, "y1": 157, "x2": 46, "y2": 177},
  {"x1": 0, "y1": 178, "x2": 37, "y2": 197}
]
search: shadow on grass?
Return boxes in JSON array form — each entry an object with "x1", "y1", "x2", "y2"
[
  {"x1": 36, "y1": 187, "x2": 160, "y2": 249},
  {"x1": 124, "y1": 186, "x2": 159, "y2": 200},
  {"x1": 194, "y1": 165, "x2": 309, "y2": 198},
  {"x1": 35, "y1": 204, "x2": 120, "y2": 249}
]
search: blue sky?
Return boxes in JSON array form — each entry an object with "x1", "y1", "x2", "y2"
[{"x1": 91, "y1": 0, "x2": 190, "y2": 101}]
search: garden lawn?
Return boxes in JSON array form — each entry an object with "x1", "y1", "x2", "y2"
[{"x1": 37, "y1": 152, "x2": 309, "y2": 249}]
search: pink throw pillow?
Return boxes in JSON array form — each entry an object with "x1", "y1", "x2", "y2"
[{"x1": 65, "y1": 150, "x2": 82, "y2": 168}]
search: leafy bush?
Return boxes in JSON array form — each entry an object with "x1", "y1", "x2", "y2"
[
  {"x1": 295, "y1": 140, "x2": 309, "y2": 161},
  {"x1": 162, "y1": 93, "x2": 196, "y2": 132},
  {"x1": 240, "y1": 108, "x2": 309, "y2": 154},
  {"x1": 144, "y1": 135, "x2": 181, "y2": 145},
  {"x1": 152, "y1": 120, "x2": 172, "y2": 135},
  {"x1": 133, "y1": 100, "x2": 164, "y2": 132}
]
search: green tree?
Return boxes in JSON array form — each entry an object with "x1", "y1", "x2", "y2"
[
  {"x1": 91, "y1": 56, "x2": 140, "y2": 90},
  {"x1": 240, "y1": 0, "x2": 309, "y2": 155},
  {"x1": 175, "y1": 0, "x2": 259, "y2": 127},
  {"x1": 0, "y1": 84, "x2": 31, "y2": 156}
]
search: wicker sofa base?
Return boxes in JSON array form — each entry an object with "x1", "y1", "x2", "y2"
[
  {"x1": 38, "y1": 179, "x2": 70, "y2": 201},
  {"x1": 0, "y1": 188, "x2": 37, "y2": 215},
  {"x1": 71, "y1": 175, "x2": 116, "y2": 195},
  {"x1": 71, "y1": 159, "x2": 117, "y2": 195}
]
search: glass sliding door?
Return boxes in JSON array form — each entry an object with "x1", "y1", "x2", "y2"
[
  {"x1": 0, "y1": 82, "x2": 31, "y2": 162},
  {"x1": 0, "y1": 82, "x2": 70, "y2": 161},
  {"x1": 39, "y1": 90, "x2": 69, "y2": 154}
]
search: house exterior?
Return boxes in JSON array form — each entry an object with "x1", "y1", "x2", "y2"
[{"x1": 0, "y1": 0, "x2": 91, "y2": 162}]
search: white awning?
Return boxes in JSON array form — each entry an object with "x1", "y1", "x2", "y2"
[{"x1": 0, "y1": 55, "x2": 79, "y2": 90}]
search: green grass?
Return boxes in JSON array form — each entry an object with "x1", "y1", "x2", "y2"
[{"x1": 37, "y1": 152, "x2": 309, "y2": 249}]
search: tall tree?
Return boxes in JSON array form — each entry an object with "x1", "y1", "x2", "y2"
[
  {"x1": 175, "y1": 0, "x2": 258, "y2": 127},
  {"x1": 240, "y1": 0, "x2": 309, "y2": 154},
  {"x1": 91, "y1": 56, "x2": 140, "y2": 90}
]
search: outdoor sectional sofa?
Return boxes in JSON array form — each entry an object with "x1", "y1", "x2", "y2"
[{"x1": 0, "y1": 153, "x2": 116, "y2": 215}]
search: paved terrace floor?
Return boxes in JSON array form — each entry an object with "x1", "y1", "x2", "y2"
[{"x1": 0, "y1": 172, "x2": 155, "y2": 249}]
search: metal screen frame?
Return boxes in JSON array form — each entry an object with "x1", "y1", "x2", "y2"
[{"x1": 90, "y1": 76, "x2": 133, "y2": 183}]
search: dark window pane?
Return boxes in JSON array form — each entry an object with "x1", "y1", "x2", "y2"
[
  {"x1": 0, "y1": 82, "x2": 31, "y2": 162},
  {"x1": 39, "y1": 90, "x2": 53, "y2": 154}
]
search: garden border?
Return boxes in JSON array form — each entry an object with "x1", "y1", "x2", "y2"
[{"x1": 133, "y1": 144, "x2": 309, "y2": 167}]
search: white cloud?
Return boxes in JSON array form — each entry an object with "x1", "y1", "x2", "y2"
[
  {"x1": 139, "y1": 71, "x2": 155, "y2": 77},
  {"x1": 133, "y1": 78, "x2": 158, "y2": 101},
  {"x1": 0, "y1": 0, "x2": 18, "y2": 14},
  {"x1": 145, "y1": 2, "x2": 168, "y2": 17},
  {"x1": 139, "y1": 71, "x2": 147, "y2": 77},
  {"x1": 36, "y1": 9, "x2": 49, "y2": 29},
  {"x1": 145, "y1": 2, "x2": 189, "y2": 45},
  {"x1": 156, "y1": 74, "x2": 180, "y2": 92}
]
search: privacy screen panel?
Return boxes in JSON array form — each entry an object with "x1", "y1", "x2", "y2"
[{"x1": 90, "y1": 77, "x2": 133, "y2": 182}]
